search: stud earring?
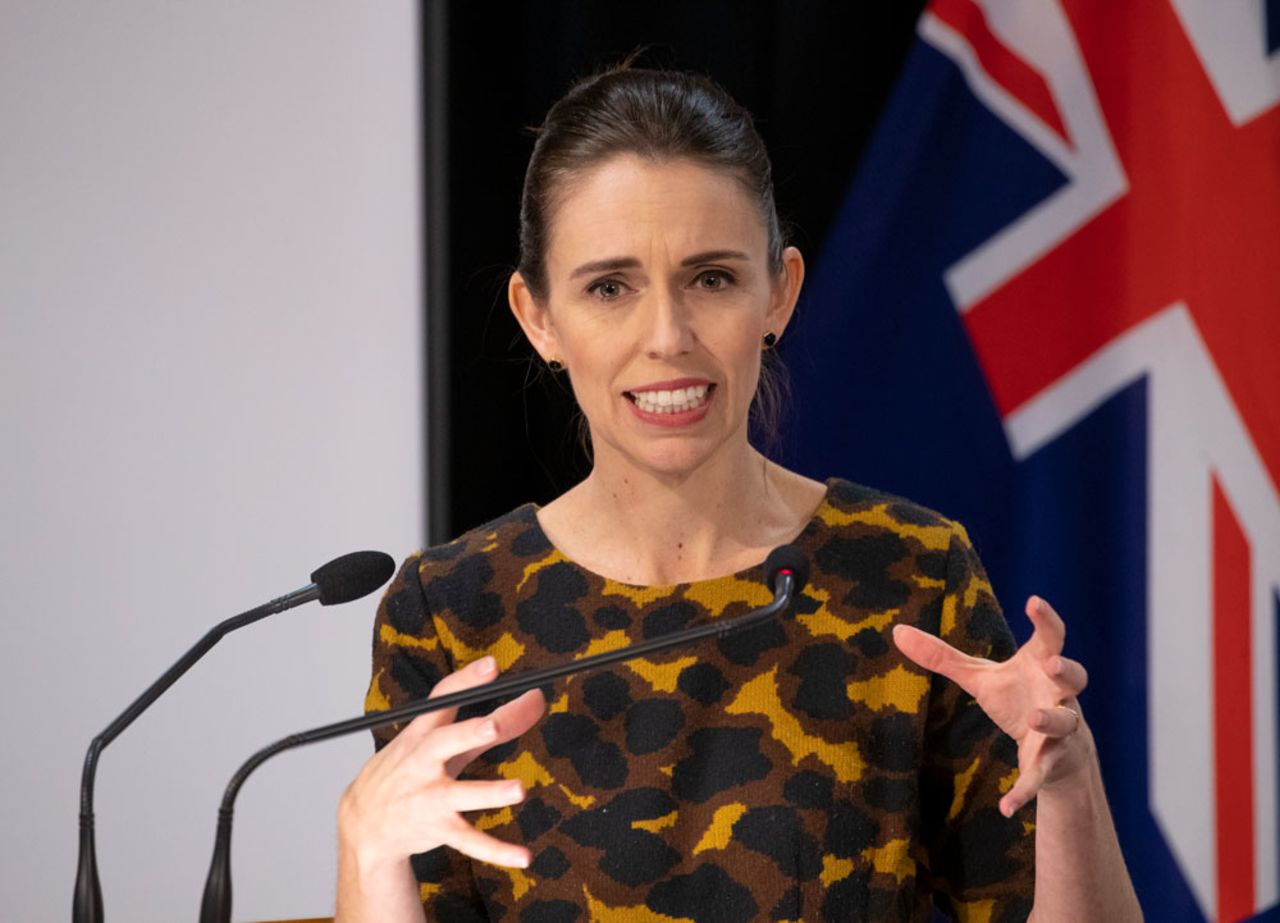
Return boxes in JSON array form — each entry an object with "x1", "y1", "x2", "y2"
[
  {"x1": 761, "y1": 331, "x2": 778, "y2": 349},
  {"x1": 547, "y1": 357, "x2": 565, "y2": 372}
]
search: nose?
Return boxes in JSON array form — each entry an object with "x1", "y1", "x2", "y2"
[{"x1": 641, "y1": 287, "x2": 694, "y2": 359}]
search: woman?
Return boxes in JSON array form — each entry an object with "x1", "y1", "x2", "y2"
[{"x1": 336, "y1": 67, "x2": 1142, "y2": 922}]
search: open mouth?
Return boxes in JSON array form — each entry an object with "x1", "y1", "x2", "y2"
[{"x1": 624, "y1": 383, "x2": 715, "y2": 415}]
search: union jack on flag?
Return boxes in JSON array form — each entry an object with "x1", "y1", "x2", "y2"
[{"x1": 784, "y1": 2, "x2": 1280, "y2": 920}]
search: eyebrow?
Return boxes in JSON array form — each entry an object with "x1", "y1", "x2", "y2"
[{"x1": 568, "y1": 249, "x2": 752, "y2": 279}]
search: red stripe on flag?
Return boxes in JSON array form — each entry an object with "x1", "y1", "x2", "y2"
[
  {"x1": 929, "y1": 0, "x2": 1072, "y2": 149},
  {"x1": 1212, "y1": 477, "x2": 1254, "y2": 923}
]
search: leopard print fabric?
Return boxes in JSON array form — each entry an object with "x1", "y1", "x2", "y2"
[{"x1": 365, "y1": 478, "x2": 1034, "y2": 922}]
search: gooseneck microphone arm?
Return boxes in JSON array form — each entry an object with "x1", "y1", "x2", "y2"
[
  {"x1": 199, "y1": 549, "x2": 808, "y2": 923},
  {"x1": 74, "y1": 550, "x2": 394, "y2": 923}
]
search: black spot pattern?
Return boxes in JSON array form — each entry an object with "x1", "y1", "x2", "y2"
[
  {"x1": 530, "y1": 846, "x2": 569, "y2": 879},
  {"x1": 592, "y1": 604, "x2": 631, "y2": 630},
  {"x1": 516, "y1": 797, "x2": 561, "y2": 841},
  {"x1": 560, "y1": 789, "x2": 682, "y2": 886},
  {"x1": 582, "y1": 672, "x2": 632, "y2": 721},
  {"x1": 646, "y1": 863, "x2": 758, "y2": 922},
  {"x1": 863, "y1": 776, "x2": 915, "y2": 812},
  {"x1": 825, "y1": 801, "x2": 879, "y2": 857},
  {"x1": 867, "y1": 713, "x2": 920, "y2": 772},
  {"x1": 735, "y1": 806, "x2": 823, "y2": 880},
  {"x1": 425, "y1": 554, "x2": 506, "y2": 630},
  {"x1": 716, "y1": 620, "x2": 788, "y2": 666},
  {"x1": 516, "y1": 562, "x2": 590, "y2": 653},
  {"x1": 541, "y1": 713, "x2": 627, "y2": 789},
  {"x1": 783, "y1": 770, "x2": 834, "y2": 809},
  {"x1": 519, "y1": 900, "x2": 579, "y2": 923},
  {"x1": 624, "y1": 699, "x2": 686, "y2": 754},
  {"x1": 671, "y1": 727, "x2": 772, "y2": 802},
  {"x1": 788, "y1": 642, "x2": 856, "y2": 720},
  {"x1": 677, "y1": 662, "x2": 730, "y2": 704},
  {"x1": 642, "y1": 601, "x2": 698, "y2": 638},
  {"x1": 511, "y1": 525, "x2": 552, "y2": 557},
  {"x1": 815, "y1": 533, "x2": 912, "y2": 610}
]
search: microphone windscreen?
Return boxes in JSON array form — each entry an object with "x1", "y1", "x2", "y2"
[
  {"x1": 311, "y1": 551, "x2": 396, "y2": 606},
  {"x1": 763, "y1": 544, "x2": 809, "y2": 595}
]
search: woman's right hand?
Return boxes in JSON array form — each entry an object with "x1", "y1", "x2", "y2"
[{"x1": 335, "y1": 656, "x2": 546, "y2": 920}]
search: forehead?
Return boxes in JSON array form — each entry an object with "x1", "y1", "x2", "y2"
[{"x1": 544, "y1": 155, "x2": 768, "y2": 270}]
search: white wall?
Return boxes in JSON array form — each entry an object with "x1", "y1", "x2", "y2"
[{"x1": 0, "y1": 2, "x2": 423, "y2": 919}]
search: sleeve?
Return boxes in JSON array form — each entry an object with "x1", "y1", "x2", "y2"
[
  {"x1": 364, "y1": 552, "x2": 490, "y2": 921},
  {"x1": 917, "y1": 523, "x2": 1035, "y2": 923}
]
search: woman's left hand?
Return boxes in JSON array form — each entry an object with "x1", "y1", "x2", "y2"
[{"x1": 892, "y1": 595, "x2": 1093, "y2": 817}]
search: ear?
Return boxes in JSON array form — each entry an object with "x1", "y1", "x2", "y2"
[
  {"x1": 765, "y1": 246, "x2": 805, "y2": 339},
  {"x1": 508, "y1": 271, "x2": 561, "y2": 361}
]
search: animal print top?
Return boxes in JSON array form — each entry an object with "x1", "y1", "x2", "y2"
[{"x1": 364, "y1": 478, "x2": 1035, "y2": 922}]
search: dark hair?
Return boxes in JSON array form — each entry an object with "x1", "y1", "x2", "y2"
[{"x1": 519, "y1": 65, "x2": 791, "y2": 451}]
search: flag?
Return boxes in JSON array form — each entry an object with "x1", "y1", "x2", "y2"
[{"x1": 782, "y1": 2, "x2": 1280, "y2": 920}]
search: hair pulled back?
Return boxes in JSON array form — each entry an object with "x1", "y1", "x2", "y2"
[{"x1": 518, "y1": 66, "x2": 785, "y2": 302}]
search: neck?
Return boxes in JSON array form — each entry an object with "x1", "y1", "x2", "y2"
[{"x1": 542, "y1": 438, "x2": 821, "y2": 585}]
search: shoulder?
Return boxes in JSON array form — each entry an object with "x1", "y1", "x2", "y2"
[{"x1": 821, "y1": 477, "x2": 968, "y2": 549}]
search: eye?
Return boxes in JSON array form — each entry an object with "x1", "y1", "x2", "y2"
[
  {"x1": 694, "y1": 269, "x2": 735, "y2": 291},
  {"x1": 586, "y1": 278, "x2": 627, "y2": 301}
]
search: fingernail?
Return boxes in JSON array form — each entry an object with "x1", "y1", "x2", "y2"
[
  {"x1": 480, "y1": 720, "x2": 497, "y2": 740},
  {"x1": 513, "y1": 850, "x2": 530, "y2": 868},
  {"x1": 508, "y1": 781, "x2": 525, "y2": 800},
  {"x1": 476, "y1": 656, "x2": 496, "y2": 674}
]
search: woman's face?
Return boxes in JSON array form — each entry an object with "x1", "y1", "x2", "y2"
[{"x1": 510, "y1": 154, "x2": 803, "y2": 478}]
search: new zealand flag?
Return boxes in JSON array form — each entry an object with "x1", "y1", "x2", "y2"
[{"x1": 782, "y1": 2, "x2": 1280, "y2": 920}]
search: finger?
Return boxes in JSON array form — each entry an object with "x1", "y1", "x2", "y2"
[
  {"x1": 439, "y1": 815, "x2": 531, "y2": 869},
  {"x1": 412, "y1": 712, "x2": 512, "y2": 769},
  {"x1": 400, "y1": 657, "x2": 502, "y2": 742},
  {"x1": 1043, "y1": 655, "x2": 1088, "y2": 695},
  {"x1": 445, "y1": 688, "x2": 547, "y2": 777},
  {"x1": 892, "y1": 624, "x2": 986, "y2": 697},
  {"x1": 437, "y1": 778, "x2": 526, "y2": 814},
  {"x1": 1000, "y1": 758, "x2": 1048, "y2": 818},
  {"x1": 1025, "y1": 596, "x2": 1066, "y2": 658},
  {"x1": 1028, "y1": 704, "x2": 1081, "y2": 738}
]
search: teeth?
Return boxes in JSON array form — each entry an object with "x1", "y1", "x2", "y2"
[{"x1": 631, "y1": 384, "x2": 710, "y2": 414}]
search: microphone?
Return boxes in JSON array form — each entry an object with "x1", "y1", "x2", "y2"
[
  {"x1": 198, "y1": 545, "x2": 809, "y2": 923},
  {"x1": 73, "y1": 550, "x2": 395, "y2": 923}
]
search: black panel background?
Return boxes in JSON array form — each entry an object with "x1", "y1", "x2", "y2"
[{"x1": 434, "y1": 1, "x2": 927, "y2": 539}]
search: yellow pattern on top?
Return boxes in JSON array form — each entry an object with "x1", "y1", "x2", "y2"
[
  {"x1": 549, "y1": 692, "x2": 569, "y2": 714},
  {"x1": 364, "y1": 669, "x2": 390, "y2": 713},
  {"x1": 495, "y1": 751, "x2": 596, "y2": 809},
  {"x1": 419, "y1": 882, "x2": 441, "y2": 901},
  {"x1": 628, "y1": 656, "x2": 699, "y2": 693},
  {"x1": 482, "y1": 541, "x2": 498, "y2": 552},
  {"x1": 682, "y1": 576, "x2": 773, "y2": 617},
  {"x1": 517, "y1": 549, "x2": 568, "y2": 592},
  {"x1": 998, "y1": 768, "x2": 1019, "y2": 795},
  {"x1": 846, "y1": 665, "x2": 930, "y2": 714},
  {"x1": 947, "y1": 757, "x2": 981, "y2": 821},
  {"x1": 796, "y1": 587, "x2": 896, "y2": 641},
  {"x1": 497, "y1": 751, "x2": 553, "y2": 788},
  {"x1": 726, "y1": 667, "x2": 863, "y2": 782},
  {"x1": 818, "y1": 502, "x2": 954, "y2": 549},
  {"x1": 475, "y1": 807, "x2": 513, "y2": 831},
  {"x1": 820, "y1": 854, "x2": 854, "y2": 886},
  {"x1": 435, "y1": 617, "x2": 525, "y2": 671},
  {"x1": 502, "y1": 865, "x2": 535, "y2": 901},
  {"x1": 691, "y1": 802, "x2": 746, "y2": 854},
  {"x1": 953, "y1": 898, "x2": 996, "y2": 923},
  {"x1": 862, "y1": 837, "x2": 915, "y2": 883},
  {"x1": 583, "y1": 886, "x2": 690, "y2": 922},
  {"x1": 379, "y1": 621, "x2": 440, "y2": 652},
  {"x1": 602, "y1": 579, "x2": 675, "y2": 607},
  {"x1": 576, "y1": 629, "x2": 631, "y2": 659},
  {"x1": 632, "y1": 810, "x2": 678, "y2": 833}
]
